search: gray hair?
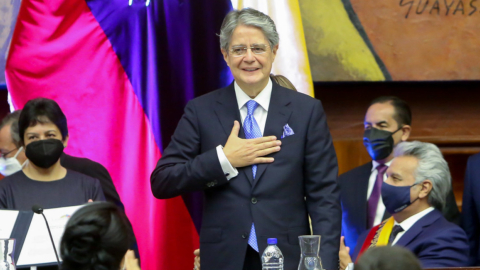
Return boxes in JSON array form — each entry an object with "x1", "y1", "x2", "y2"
[
  {"x1": 219, "y1": 8, "x2": 279, "y2": 52},
  {"x1": 394, "y1": 141, "x2": 451, "y2": 210},
  {"x1": 0, "y1": 110, "x2": 22, "y2": 148}
]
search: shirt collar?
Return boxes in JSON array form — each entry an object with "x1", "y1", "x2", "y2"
[
  {"x1": 394, "y1": 206, "x2": 435, "y2": 231},
  {"x1": 371, "y1": 159, "x2": 393, "y2": 172},
  {"x1": 234, "y1": 78, "x2": 272, "y2": 112}
]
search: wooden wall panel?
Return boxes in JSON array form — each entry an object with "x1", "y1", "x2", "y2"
[{"x1": 333, "y1": 139, "x2": 370, "y2": 175}]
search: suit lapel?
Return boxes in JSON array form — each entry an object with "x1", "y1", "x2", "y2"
[
  {"x1": 214, "y1": 83, "x2": 253, "y2": 185},
  {"x1": 356, "y1": 163, "x2": 372, "y2": 229},
  {"x1": 252, "y1": 84, "x2": 292, "y2": 189},
  {"x1": 395, "y1": 209, "x2": 442, "y2": 247},
  {"x1": 214, "y1": 82, "x2": 243, "y2": 137}
]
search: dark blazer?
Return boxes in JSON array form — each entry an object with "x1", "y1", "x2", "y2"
[
  {"x1": 339, "y1": 162, "x2": 461, "y2": 255},
  {"x1": 60, "y1": 153, "x2": 139, "y2": 259},
  {"x1": 353, "y1": 209, "x2": 469, "y2": 267},
  {"x1": 462, "y1": 152, "x2": 480, "y2": 266},
  {"x1": 151, "y1": 82, "x2": 341, "y2": 270}
]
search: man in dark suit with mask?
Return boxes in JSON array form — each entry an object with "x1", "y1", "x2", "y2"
[
  {"x1": 338, "y1": 96, "x2": 460, "y2": 256},
  {"x1": 340, "y1": 141, "x2": 468, "y2": 269}
]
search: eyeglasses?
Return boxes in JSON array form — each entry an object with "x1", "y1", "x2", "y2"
[
  {"x1": 229, "y1": 44, "x2": 269, "y2": 57},
  {"x1": 0, "y1": 148, "x2": 17, "y2": 159}
]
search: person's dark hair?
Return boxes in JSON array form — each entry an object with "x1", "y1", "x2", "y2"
[
  {"x1": 355, "y1": 246, "x2": 422, "y2": 270},
  {"x1": 270, "y1": 74, "x2": 297, "y2": 91},
  {"x1": 18, "y1": 98, "x2": 68, "y2": 144},
  {"x1": 0, "y1": 110, "x2": 22, "y2": 148},
  {"x1": 369, "y1": 96, "x2": 412, "y2": 127},
  {"x1": 60, "y1": 202, "x2": 131, "y2": 270}
]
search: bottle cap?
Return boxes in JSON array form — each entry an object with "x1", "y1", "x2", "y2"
[{"x1": 267, "y1": 238, "x2": 277, "y2": 245}]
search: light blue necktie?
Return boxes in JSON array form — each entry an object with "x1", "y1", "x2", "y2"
[{"x1": 244, "y1": 100, "x2": 261, "y2": 252}]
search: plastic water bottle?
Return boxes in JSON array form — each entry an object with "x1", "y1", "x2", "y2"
[{"x1": 261, "y1": 238, "x2": 284, "y2": 270}]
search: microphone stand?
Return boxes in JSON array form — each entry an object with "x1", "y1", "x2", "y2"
[
  {"x1": 39, "y1": 212, "x2": 61, "y2": 267},
  {"x1": 32, "y1": 205, "x2": 61, "y2": 270}
]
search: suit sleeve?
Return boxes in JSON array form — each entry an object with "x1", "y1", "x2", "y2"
[
  {"x1": 417, "y1": 226, "x2": 469, "y2": 267},
  {"x1": 90, "y1": 162, "x2": 123, "y2": 208},
  {"x1": 304, "y1": 100, "x2": 341, "y2": 270},
  {"x1": 461, "y1": 155, "x2": 479, "y2": 266},
  {"x1": 352, "y1": 229, "x2": 369, "y2": 262},
  {"x1": 150, "y1": 100, "x2": 228, "y2": 199}
]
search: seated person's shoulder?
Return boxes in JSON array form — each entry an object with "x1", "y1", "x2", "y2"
[
  {"x1": 61, "y1": 154, "x2": 104, "y2": 171},
  {"x1": 423, "y1": 213, "x2": 468, "y2": 241}
]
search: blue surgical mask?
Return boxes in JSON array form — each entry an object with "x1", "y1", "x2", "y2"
[{"x1": 381, "y1": 182, "x2": 420, "y2": 214}]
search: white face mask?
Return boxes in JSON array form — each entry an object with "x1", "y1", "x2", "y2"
[{"x1": 0, "y1": 147, "x2": 25, "y2": 176}]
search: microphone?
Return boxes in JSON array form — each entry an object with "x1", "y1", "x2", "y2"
[{"x1": 32, "y1": 204, "x2": 61, "y2": 269}]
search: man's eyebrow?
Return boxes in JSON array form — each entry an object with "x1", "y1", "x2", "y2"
[{"x1": 364, "y1": 120, "x2": 388, "y2": 125}]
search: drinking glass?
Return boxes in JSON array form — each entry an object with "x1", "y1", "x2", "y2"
[
  {"x1": 298, "y1": 235, "x2": 322, "y2": 270},
  {"x1": 0, "y1": 238, "x2": 16, "y2": 270}
]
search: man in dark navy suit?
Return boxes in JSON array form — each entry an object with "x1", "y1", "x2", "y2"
[
  {"x1": 462, "y1": 152, "x2": 480, "y2": 266},
  {"x1": 338, "y1": 97, "x2": 460, "y2": 255},
  {"x1": 339, "y1": 141, "x2": 469, "y2": 269},
  {"x1": 150, "y1": 8, "x2": 341, "y2": 270}
]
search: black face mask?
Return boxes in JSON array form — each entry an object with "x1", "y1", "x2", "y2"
[
  {"x1": 26, "y1": 139, "x2": 65, "y2": 168},
  {"x1": 363, "y1": 127, "x2": 402, "y2": 161}
]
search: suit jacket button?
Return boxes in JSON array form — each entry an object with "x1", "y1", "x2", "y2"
[
  {"x1": 242, "y1": 234, "x2": 247, "y2": 239},
  {"x1": 251, "y1": 197, "x2": 257, "y2": 204}
]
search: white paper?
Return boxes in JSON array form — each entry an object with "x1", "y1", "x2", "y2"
[
  {"x1": 16, "y1": 204, "x2": 85, "y2": 266},
  {"x1": 0, "y1": 209, "x2": 19, "y2": 238}
]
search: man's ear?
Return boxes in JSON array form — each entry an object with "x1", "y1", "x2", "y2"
[
  {"x1": 418, "y1": 180, "x2": 433, "y2": 199},
  {"x1": 221, "y1": 49, "x2": 229, "y2": 66},
  {"x1": 401, "y1": 125, "x2": 412, "y2": 141},
  {"x1": 272, "y1": 44, "x2": 279, "y2": 60}
]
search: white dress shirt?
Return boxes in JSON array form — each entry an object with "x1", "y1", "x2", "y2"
[
  {"x1": 367, "y1": 160, "x2": 393, "y2": 226},
  {"x1": 391, "y1": 206, "x2": 435, "y2": 245},
  {"x1": 215, "y1": 79, "x2": 273, "y2": 180}
]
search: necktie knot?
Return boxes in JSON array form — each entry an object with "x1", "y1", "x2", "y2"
[
  {"x1": 377, "y1": 164, "x2": 388, "y2": 175},
  {"x1": 388, "y1": 225, "x2": 404, "y2": 245},
  {"x1": 246, "y1": 100, "x2": 259, "y2": 116}
]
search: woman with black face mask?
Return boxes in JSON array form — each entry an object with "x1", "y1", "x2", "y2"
[{"x1": 0, "y1": 98, "x2": 105, "y2": 210}]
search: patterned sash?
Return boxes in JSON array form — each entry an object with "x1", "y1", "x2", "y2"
[{"x1": 355, "y1": 217, "x2": 395, "y2": 262}]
